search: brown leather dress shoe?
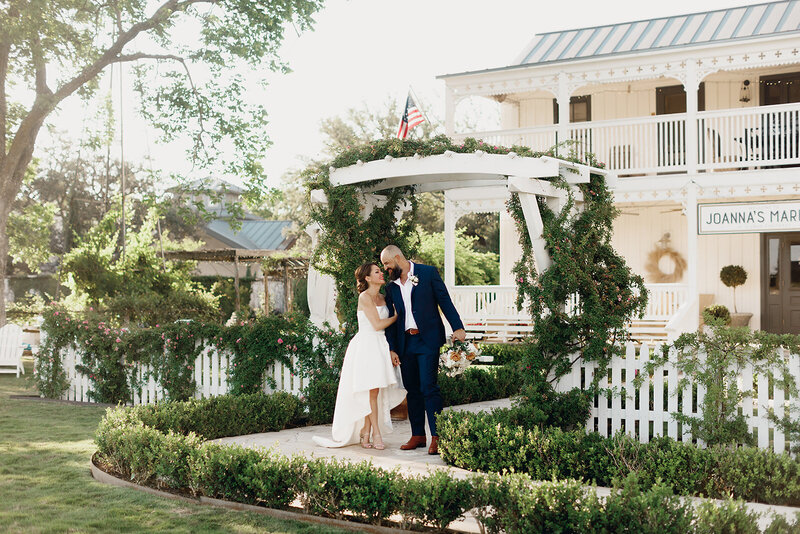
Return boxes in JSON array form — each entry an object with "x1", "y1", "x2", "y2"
[
  {"x1": 399, "y1": 435, "x2": 427, "y2": 450},
  {"x1": 428, "y1": 436, "x2": 439, "y2": 455}
]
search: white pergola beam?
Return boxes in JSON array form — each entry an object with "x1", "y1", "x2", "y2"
[
  {"x1": 330, "y1": 152, "x2": 564, "y2": 187},
  {"x1": 507, "y1": 176, "x2": 584, "y2": 203},
  {"x1": 517, "y1": 192, "x2": 552, "y2": 274}
]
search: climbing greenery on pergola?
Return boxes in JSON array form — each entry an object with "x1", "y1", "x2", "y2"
[{"x1": 304, "y1": 135, "x2": 647, "y2": 382}]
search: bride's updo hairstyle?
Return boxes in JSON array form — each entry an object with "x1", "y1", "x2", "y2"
[{"x1": 355, "y1": 262, "x2": 378, "y2": 293}]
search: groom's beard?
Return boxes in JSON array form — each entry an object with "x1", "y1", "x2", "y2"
[{"x1": 387, "y1": 267, "x2": 401, "y2": 281}]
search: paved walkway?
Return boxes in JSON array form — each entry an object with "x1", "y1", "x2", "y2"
[{"x1": 216, "y1": 398, "x2": 800, "y2": 532}]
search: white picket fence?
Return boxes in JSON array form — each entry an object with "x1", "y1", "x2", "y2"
[
  {"x1": 554, "y1": 341, "x2": 800, "y2": 454},
  {"x1": 60, "y1": 344, "x2": 307, "y2": 405}
]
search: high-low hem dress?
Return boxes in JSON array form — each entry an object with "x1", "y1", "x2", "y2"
[{"x1": 312, "y1": 305, "x2": 406, "y2": 448}]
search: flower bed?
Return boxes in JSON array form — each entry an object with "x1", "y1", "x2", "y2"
[
  {"x1": 94, "y1": 394, "x2": 799, "y2": 532},
  {"x1": 438, "y1": 409, "x2": 800, "y2": 507}
]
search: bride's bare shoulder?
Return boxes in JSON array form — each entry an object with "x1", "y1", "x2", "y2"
[{"x1": 357, "y1": 291, "x2": 370, "y2": 309}]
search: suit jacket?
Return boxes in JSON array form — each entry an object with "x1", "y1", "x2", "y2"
[{"x1": 384, "y1": 263, "x2": 464, "y2": 356}]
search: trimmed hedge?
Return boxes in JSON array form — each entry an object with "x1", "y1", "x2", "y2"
[
  {"x1": 438, "y1": 410, "x2": 800, "y2": 507},
  {"x1": 440, "y1": 364, "x2": 522, "y2": 407},
  {"x1": 94, "y1": 394, "x2": 800, "y2": 532},
  {"x1": 107, "y1": 392, "x2": 305, "y2": 439},
  {"x1": 476, "y1": 342, "x2": 527, "y2": 366}
]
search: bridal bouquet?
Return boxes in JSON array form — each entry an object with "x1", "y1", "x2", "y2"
[{"x1": 439, "y1": 340, "x2": 481, "y2": 377}]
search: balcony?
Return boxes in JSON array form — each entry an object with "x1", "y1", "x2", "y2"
[{"x1": 453, "y1": 103, "x2": 800, "y2": 176}]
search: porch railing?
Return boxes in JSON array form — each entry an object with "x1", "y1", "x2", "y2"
[
  {"x1": 454, "y1": 102, "x2": 800, "y2": 175},
  {"x1": 452, "y1": 283, "x2": 687, "y2": 321}
]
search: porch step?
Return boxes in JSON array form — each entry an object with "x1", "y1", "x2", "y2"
[{"x1": 627, "y1": 320, "x2": 669, "y2": 344}]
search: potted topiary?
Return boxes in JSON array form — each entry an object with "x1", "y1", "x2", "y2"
[{"x1": 720, "y1": 265, "x2": 751, "y2": 327}]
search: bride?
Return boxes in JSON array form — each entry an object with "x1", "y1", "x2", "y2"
[{"x1": 313, "y1": 262, "x2": 406, "y2": 450}]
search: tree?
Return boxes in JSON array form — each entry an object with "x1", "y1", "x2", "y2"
[
  {"x1": 0, "y1": 0, "x2": 325, "y2": 325},
  {"x1": 416, "y1": 229, "x2": 499, "y2": 285}
]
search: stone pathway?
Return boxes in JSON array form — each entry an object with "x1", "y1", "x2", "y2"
[{"x1": 216, "y1": 398, "x2": 800, "y2": 532}]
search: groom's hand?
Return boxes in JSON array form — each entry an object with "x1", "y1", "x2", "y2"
[
  {"x1": 452, "y1": 329, "x2": 467, "y2": 342},
  {"x1": 390, "y1": 351, "x2": 401, "y2": 367}
]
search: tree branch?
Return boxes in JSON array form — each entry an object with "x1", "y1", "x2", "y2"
[
  {"x1": 53, "y1": 0, "x2": 216, "y2": 104},
  {"x1": 31, "y1": 37, "x2": 53, "y2": 97},
  {"x1": 111, "y1": 52, "x2": 208, "y2": 158}
]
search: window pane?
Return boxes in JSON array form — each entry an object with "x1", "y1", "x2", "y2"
[
  {"x1": 770, "y1": 238, "x2": 779, "y2": 294},
  {"x1": 791, "y1": 243, "x2": 800, "y2": 288}
]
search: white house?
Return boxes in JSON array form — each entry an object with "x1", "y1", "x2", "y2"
[{"x1": 439, "y1": 0, "x2": 800, "y2": 338}]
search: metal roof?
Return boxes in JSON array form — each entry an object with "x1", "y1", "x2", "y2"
[
  {"x1": 204, "y1": 220, "x2": 294, "y2": 251},
  {"x1": 517, "y1": 1, "x2": 800, "y2": 66}
]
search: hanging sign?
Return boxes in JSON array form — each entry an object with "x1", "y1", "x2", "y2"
[{"x1": 698, "y1": 200, "x2": 800, "y2": 235}]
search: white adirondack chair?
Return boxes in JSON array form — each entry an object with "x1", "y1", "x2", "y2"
[{"x1": 0, "y1": 324, "x2": 25, "y2": 377}]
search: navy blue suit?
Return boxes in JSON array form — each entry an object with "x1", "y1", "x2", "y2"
[{"x1": 385, "y1": 263, "x2": 464, "y2": 437}]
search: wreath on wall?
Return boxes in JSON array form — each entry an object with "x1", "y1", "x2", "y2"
[{"x1": 645, "y1": 233, "x2": 687, "y2": 283}]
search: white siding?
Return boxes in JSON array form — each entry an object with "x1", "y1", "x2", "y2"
[{"x1": 612, "y1": 205, "x2": 762, "y2": 330}]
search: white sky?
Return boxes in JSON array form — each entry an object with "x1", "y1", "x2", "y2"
[{"x1": 40, "y1": 0, "x2": 758, "y2": 189}]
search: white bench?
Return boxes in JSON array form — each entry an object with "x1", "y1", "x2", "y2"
[{"x1": 0, "y1": 324, "x2": 25, "y2": 377}]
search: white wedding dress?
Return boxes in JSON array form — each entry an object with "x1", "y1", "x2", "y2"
[{"x1": 313, "y1": 305, "x2": 406, "y2": 448}]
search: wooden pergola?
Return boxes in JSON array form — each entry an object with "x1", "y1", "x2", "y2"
[{"x1": 163, "y1": 249, "x2": 309, "y2": 314}]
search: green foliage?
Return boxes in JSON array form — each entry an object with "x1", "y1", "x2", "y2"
[
  {"x1": 113, "y1": 392, "x2": 304, "y2": 439},
  {"x1": 7, "y1": 201, "x2": 55, "y2": 273},
  {"x1": 416, "y1": 228, "x2": 499, "y2": 285},
  {"x1": 703, "y1": 304, "x2": 731, "y2": 325},
  {"x1": 506, "y1": 161, "x2": 647, "y2": 385},
  {"x1": 62, "y1": 206, "x2": 219, "y2": 326},
  {"x1": 298, "y1": 459, "x2": 401, "y2": 524},
  {"x1": 601, "y1": 474, "x2": 695, "y2": 534},
  {"x1": 637, "y1": 322, "x2": 800, "y2": 447},
  {"x1": 476, "y1": 342, "x2": 528, "y2": 366},
  {"x1": 439, "y1": 365, "x2": 523, "y2": 406},
  {"x1": 720, "y1": 265, "x2": 748, "y2": 288},
  {"x1": 400, "y1": 470, "x2": 474, "y2": 531},
  {"x1": 193, "y1": 276, "x2": 254, "y2": 323},
  {"x1": 438, "y1": 408, "x2": 800, "y2": 507},
  {"x1": 474, "y1": 475, "x2": 602, "y2": 534},
  {"x1": 95, "y1": 401, "x2": 796, "y2": 532},
  {"x1": 35, "y1": 305, "x2": 325, "y2": 404}
]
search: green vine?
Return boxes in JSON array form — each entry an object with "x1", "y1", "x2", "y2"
[{"x1": 507, "y1": 154, "x2": 647, "y2": 385}]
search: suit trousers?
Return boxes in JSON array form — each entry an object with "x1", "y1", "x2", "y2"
[{"x1": 400, "y1": 332, "x2": 442, "y2": 437}]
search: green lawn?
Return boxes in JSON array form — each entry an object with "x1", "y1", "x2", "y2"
[{"x1": 0, "y1": 361, "x2": 348, "y2": 534}]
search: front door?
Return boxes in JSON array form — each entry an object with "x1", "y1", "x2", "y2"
[{"x1": 762, "y1": 233, "x2": 800, "y2": 334}]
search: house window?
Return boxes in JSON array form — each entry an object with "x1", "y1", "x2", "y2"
[
  {"x1": 759, "y1": 71, "x2": 800, "y2": 106},
  {"x1": 553, "y1": 95, "x2": 591, "y2": 123}
]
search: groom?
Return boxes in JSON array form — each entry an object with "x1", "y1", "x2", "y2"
[{"x1": 380, "y1": 245, "x2": 466, "y2": 455}]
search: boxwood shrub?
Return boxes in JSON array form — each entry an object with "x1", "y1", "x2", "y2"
[
  {"x1": 438, "y1": 409, "x2": 800, "y2": 507},
  {"x1": 94, "y1": 394, "x2": 800, "y2": 532}
]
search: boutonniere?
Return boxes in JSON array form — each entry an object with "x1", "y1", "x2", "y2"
[{"x1": 408, "y1": 274, "x2": 419, "y2": 286}]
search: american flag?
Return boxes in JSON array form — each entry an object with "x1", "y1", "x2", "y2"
[{"x1": 396, "y1": 93, "x2": 425, "y2": 139}]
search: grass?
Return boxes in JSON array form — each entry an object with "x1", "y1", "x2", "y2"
[{"x1": 0, "y1": 361, "x2": 349, "y2": 534}]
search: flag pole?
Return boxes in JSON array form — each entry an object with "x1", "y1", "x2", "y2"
[{"x1": 408, "y1": 85, "x2": 431, "y2": 126}]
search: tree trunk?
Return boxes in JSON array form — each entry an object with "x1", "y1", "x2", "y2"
[{"x1": 0, "y1": 197, "x2": 9, "y2": 327}]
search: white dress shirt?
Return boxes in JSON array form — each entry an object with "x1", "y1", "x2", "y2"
[{"x1": 394, "y1": 261, "x2": 419, "y2": 331}]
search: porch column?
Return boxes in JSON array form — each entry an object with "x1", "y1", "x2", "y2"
[
  {"x1": 556, "y1": 73, "x2": 571, "y2": 157},
  {"x1": 686, "y1": 182, "x2": 699, "y2": 316},
  {"x1": 444, "y1": 196, "x2": 457, "y2": 287},
  {"x1": 445, "y1": 87, "x2": 456, "y2": 137},
  {"x1": 684, "y1": 62, "x2": 699, "y2": 174}
]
